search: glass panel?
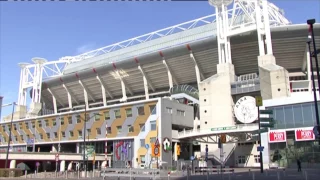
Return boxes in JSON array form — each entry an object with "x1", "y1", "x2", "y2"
[
  {"x1": 115, "y1": 110, "x2": 121, "y2": 118},
  {"x1": 150, "y1": 121, "x2": 156, "y2": 131},
  {"x1": 126, "y1": 108, "x2": 132, "y2": 117},
  {"x1": 138, "y1": 107, "x2": 145, "y2": 116},
  {"x1": 292, "y1": 104, "x2": 303, "y2": 127}
]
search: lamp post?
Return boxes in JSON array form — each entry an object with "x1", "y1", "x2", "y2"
[
  {"x1": 4, "y1": 102, "x2": 16, "y2": 168},
  {"x1": 73, "y1": 106, "x2": 102, "y2": 176},
  {"x1": 307, "y1": 19, "x2": 320, "y2": 99}
]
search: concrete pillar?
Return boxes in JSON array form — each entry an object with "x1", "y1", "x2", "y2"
[
  {"x1": 9, "y1": 160, "x2": 16, "y2": 169},
  {"x1": 173, "y1": 143, "x2": 178, "y2": 161},
  {"x1": 189, "y1": 143, "x2": 193, "y2": 158},
  {"x1": 3, "y1": 105, "x2": 27, "y2": 121},
  {"x1": 261, "y1": 132, "x2": 270, "y2": 168},
  {"x1": 258, "y1": 55, "x2": 290, "y2": 100},
  {"x1": 199, "y1": 63, "x2": 235, "y2": 128},
  {"x1": 60, "y1": 160, "x2": 66, "y2": 172}
]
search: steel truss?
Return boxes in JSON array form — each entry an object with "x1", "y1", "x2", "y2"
[
  {"x1": 187, "y1": 132, "x2": 258, "y2": 144},
  {"x1": 17, "y1": 0, "x2": 290, "y2": 109}
]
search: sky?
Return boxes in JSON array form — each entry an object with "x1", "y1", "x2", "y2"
[{"x1": 0, "y1": 0, "x2": 320, "y2": 118}]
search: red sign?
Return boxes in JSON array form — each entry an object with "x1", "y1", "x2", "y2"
[
  {"x1": 295, "y1": 128, "x2": 315, "y2": 141},
  {"x1": 268, "y1": 130, "x2": 286, "y2": 143}
]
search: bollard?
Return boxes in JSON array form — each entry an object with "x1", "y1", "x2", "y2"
[
  {"x1": 228, "y1": 173, "x2": 231, "y2": 180},
  {"x1": 118, "y1": 175, "x2": 120, "y2": 180},
  {"x1": 168, "y1": 172, "x2": 171, "y2": 180},
  {"x1": 252, "y1": 172, "x2": 255, "y2": 180},
  {"x1": 35, "y1": 170, "x2": 37, "y2": 178},
  {"x1": 248, "y1": 169, "x2": 251, "y2": 176},
  {"x1": 25, "y1": 170, "x2": 27, "y2": 179},
  {"x1": 207, "y1": 170, "x2": 209, "y2": 180},
  {"x1": 187, "y1": 169, "x2": 189, "y2": 180},
  {"x1": 265, "y1": 169, "x2": 268, "y2": 176},
  {"x1": 304, "y1": 171, "x2": 308, "y2": 180},
  {"x1": 277, "y1": 171, "x2": 280, "y2": 180},
  {"x1": 283, "y1": 169, "x2": 286, "y2": 176},
  {"x1": 66, "y1": 171, "x2": 68, "y2": 179},
  {"x1": 77, "y1": 170, "x2": 80, "y2": 179}
]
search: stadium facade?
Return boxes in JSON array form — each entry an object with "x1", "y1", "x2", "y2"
[{"x1": 0, "y1": 0, "x2": 320, "y2": 171}]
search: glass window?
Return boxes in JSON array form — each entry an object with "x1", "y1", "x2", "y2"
[
  {"x1": 54, "y1": 132, "x2": 58, "y2": 138},
  {"x1": 61, "y1": 132, "x2": 65, "y2": 138},
  {"x1": 38, "y1": 120, "x2": 42, "y2": 128},
  {"x1": 126, "y1": 108, "x2": 132, "y2": 117},
  {"x1": 107, "y1": 127, "x2": 111, "y2": 134},
  {"x1": 86, "y1": 114, "x2": 90, "y2": 121},
  {"x1": 150, "y1": 137, "x2": 156, "y2": 143},
  {"x1": 45, "y1": 120, "x2": 49, "y2": 126},
  {"x1": 284, "y1": 106, "x2": 294, "y2": 128},
  {"x1": 60, "y1": 118, "x2": 65, "y2": 125},
  {"x1": 115, "y1": 110, "x2": 121, "y2": 118},
  {"x1": 149, "y1": 105, "x2": 156, "y2": 115},
  {"x1": 76, "y1": 115, "x2": 81, "y2": 123},
  {"x1": 104, "y1": 111, "x2": 110, "y2": 120},
  {"x1": 117, "y1": 126, "x2": 122, "y2": 134},
  {"x1": 96, "y1": 128, "x2": 101, "y2": 135},
  {"x1": 53, "y1": 121, "x2": 57, "y2": 126},
  {"x1": 140, "y1": 139, "x2": 145, "y2": 147},
  {"x1": 150, "y1": 121, "x2": 156, "y2": 131},
  {"x1": 140, "y1": 124, "x2": 145, "y2": 132},
  {"x1": 78, "y1": 130, "x2": 82, "y2": 137},
  {"x1": 254, "y1": 155, "x2": 260, "y2": 163},
  {"x1": 128, "y1": 125, "x2": 134, "y2": 133},
  {"x1": 40, "y1": 134, "x2": 43, "y2": 140},
  {"x1": 177, "y1": 109, "x2": 185, "y2": 116},
  {"x1": 13, "y1": 124, "x2": 17, "y2": 130},
  {"x1": 46, "y1": 133, "x2": 50, "y2": 138},
  {"x1": 20, "y1": 135, "x2": 24, "y2": 141},
  {"x1": 166, "y1": 107, "x2": 172, "y2": 114},
  {"x1": 69, "y1": 131, "x2": 74, "y2": 137},
  {"x1": 292, "y1": 104, "x2": 303, "y2": 126},
  {"x1": 68, "y1": 117, "x2": 72, "y2": 124},
  {"x1": 31, "y1": 122, "x2": 35, "y2": 128},
  {"x1": 238, "y1": 156, "x2": 246, "y2": 164},
  {"x1": 302, "y1": 103, "x2": 313, "y2": 125},
  {"x1": 95, "y1": 114, "x2": 101, "y2": 121},
  {"x1": 138, "y1": 106, "x2": 145, "y2": 116},
  {"x1": 87, "y1": 129, "x2": 91, "y2": 135},
  {"x1": 140, "y1": 155, "x2": 146, "y2": 164}
]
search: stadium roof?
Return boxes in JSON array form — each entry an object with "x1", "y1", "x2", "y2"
[{"x1": 39, "y1": 24, "x2": 320, "y2": 110}]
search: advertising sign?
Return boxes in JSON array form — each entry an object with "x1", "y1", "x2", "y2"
[
  {"x1": 295, "y1": 128, "x2": 315, "y2": 141},
  {"x1": 268, "y1": 130, "x2": 286, "y2": 143}
]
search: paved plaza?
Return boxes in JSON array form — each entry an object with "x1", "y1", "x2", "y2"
[{"x1": 1, "y1": 168, "x2": 320, "y2": 180}]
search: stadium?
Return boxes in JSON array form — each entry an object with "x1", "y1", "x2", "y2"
[{"x1": 0, "y1": 0, "x2": 320, "y2": 173}]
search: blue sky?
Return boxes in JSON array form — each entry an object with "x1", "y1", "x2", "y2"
[{"x1": 0, "y1": 0, "x2": 319, "y2": 118}]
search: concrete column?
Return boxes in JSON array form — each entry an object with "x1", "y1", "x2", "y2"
[
  {"x1": 60, "y1": 160, "x2": 66, "y2": 172},
  {"x1": 258, "y1": 55, "x2": 290, "y2": 100},
  {"x1": 9, "y1": 160, "x2": 16, "y2": 169},
  {"x1": 189, "y1": 143, "x2": 193, "y2": 158},
  {"x1": 261, "y1": 132, "x2": 270, "y2": 168}
]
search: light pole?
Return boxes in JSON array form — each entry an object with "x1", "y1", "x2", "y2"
[
  {"x1": 3, "y1": 102, "x2": 16, "y2": 168},
  {"x1": 307, "y1": 19, "x2": 320, "y2": 99}
]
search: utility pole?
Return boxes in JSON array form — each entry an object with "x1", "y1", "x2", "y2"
[{"x1": 5, "y1": 102, "x2": 16, "y2": 169}]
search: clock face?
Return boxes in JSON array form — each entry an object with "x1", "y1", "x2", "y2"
[{"x1": 234, "y1": 96, "x2": 258, "y2": 124}]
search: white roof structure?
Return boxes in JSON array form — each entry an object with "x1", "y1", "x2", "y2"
[{"x1": 16, "y1": 0, "x2": 320, "y2": 114}]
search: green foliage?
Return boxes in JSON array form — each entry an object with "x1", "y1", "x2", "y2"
[{"x1": 0, "y1": 168, "x2": 23, "y2": 177}]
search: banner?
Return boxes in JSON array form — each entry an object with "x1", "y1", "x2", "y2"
[
  {"x1": 295, "y1": 127, "x2": 315, "y2": 141},
  {"x1": 268, "y1": 130, "x2": 286, "y2": 143}
]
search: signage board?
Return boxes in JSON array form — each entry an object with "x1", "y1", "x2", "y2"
[
  {"x1": 295, "y1": 128, "x2": 315, "y2": 141},
  {"x1": 268, "y1": 130, "x2": 286, "y2": 143},
  {"x1": 234, "y1": 96, "x2": 258, "y2": 124},
  {"x1": 211, "y1": 126, "x2": 237, "y2": 131},
  {"x1": 145, "y1": 144, "x2": 149, "y2": 149}
]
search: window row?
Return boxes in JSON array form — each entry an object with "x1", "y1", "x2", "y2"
[
  {"x1": 1, "y1": 105, "x2": 157, "y2": 131},
  {"x1": 165, "y1": 107, "x2": 185, "y2": 116},
  {"x1": 140, "y1": 137, "x2": 157, "y2": 147},
  {"x1": 106, "y1": 120, "x2": 156, "y2": 134}
]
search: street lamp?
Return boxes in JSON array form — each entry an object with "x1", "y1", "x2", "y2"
[
  {"x1": 2, "y1": 102, "x2": 17, "y2": 169},
  {"x1": 73, "y1": 106, "x2": 102, "y2": 175}
]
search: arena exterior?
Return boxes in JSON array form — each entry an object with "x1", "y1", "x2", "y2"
[{"x1": 0, "y1": 0, "x2": 320, "y2": 172}]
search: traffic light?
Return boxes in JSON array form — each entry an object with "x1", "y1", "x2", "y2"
[
  {"x1": 259, "y1": 109, "x2": 275, "y2": 128},
  {"x1": 220, "y1": 134, "x2": 226, "y2": 143},
  {"x1": 176, "y1": 145, "x2": 181, "y2": 156}
]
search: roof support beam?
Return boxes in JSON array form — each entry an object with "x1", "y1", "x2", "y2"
[
  {"x1": 159, "y1": 52, "x2": 178, "y2": 89},
  {"x1": 47, "y1": 88, "x2": 64, "y2": 114},
  {"x1": 135, "y1": 58, "x2": 155, "y2": 100},
  {"x1": 187, "y1": 45, "x2": 205, "y2": 85},
  {"x1": 62, "y1": 83, "x2": 79, "y2": 108},
  {"x1": 95, "y1": 71, "x2": 114, "y2": 106},
  {"x1": 112, "y1": 63, "x2": 133, "y2": 102},
  {"x1": 302, "y1": 45, "x2": 308, "y2": 73}
]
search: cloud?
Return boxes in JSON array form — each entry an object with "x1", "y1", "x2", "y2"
[{"x1": 76, "y1": 43, "x2": 98, "y2": 55}]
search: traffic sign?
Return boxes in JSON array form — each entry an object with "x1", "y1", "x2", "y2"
[
  {"x1": 36, "y1": 162, "x2": 40, "y2": 167},
  {"x1": 255, "y1": 96, "x2": 263, "y2": 107},
  {"x1": 151, "y1": 144, "x2": 160, "y2": 157},
  {"x1": 145, "y1": 144, "x2": 149, "y2": 149},
  {"x1": 190, "y1": 156, "x2": 194, "y2": 161},
  {"x1": 257, "y1": 146, "x2": 264, "y2": 152},
  {"x1": 155, "y1": 138, "x2": 160, "y2": 147}
]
